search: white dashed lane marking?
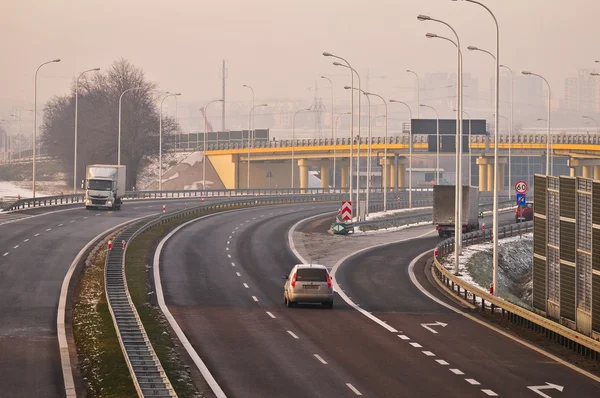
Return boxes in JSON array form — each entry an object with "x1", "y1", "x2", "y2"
[
  {"x1": 58, "y1": 224, "x2": 63, "y2": 227},
  {"x1": 227, "y1": 241, "x2": 230, "y2": 245},
  {"x1": 231, "y1": 262, "x2": 236, "y2": 267},
  {"x1": 236, "y1": 272, "x2": 241, "y2": 277},
  {"x1": 243, "y1": 283, "x2": 249, "y2": 288},
  {"x1": 23, "y1": 239, "x2": 29, "y2": 242},
  {"x1": 422, "y1": 351, "x2": 435, "y2": 357},
  {"x1": 226, "y1": 247, "x2": 229, "y2": 251},
  {"x1": 287, "y1": 331, "x2": 299, "y2": 339},
  {"x1": 46, "y1": 228, "x2": 51, "y2": 231},
  {"x1": 13, "y1": 245, "x2": 19, "y2": 249},
  {"x1": 252, "y1": 296, "x2": 258, "y2": 302},
  {"x1": 409, "y1": 342, "x2": 422, "y2": 348},
  {"x1": 314, "y1": 354, "x2": 328, "y2": 364},
  {"x1": 397, "y1": 335, "x2": 410, "y2": 340},
  {"x1": 346, "y1": 383, "x2": 362, "y2": 396},
  {"x1": 70, "y1": 220, "x2": 75, "y2": 223},
  {"x1": 465, "y1": 379, "x2": 480, "y2": 385},
  {"x1": 228, "y1": 236, "x2": 232, "y2": 239},
  {"x1": 450, "y1": 369, "x2": 464, "y2": 375},
  {"x1": 228, "y1": 255, "x2": 232, "y2": 258},
  {"x1": 436, "y1": 360, "x2": 449, "y2": 365},
  {"x1": 266, "y1": 312, "x2": 276, "y2": 319},
  {"x1": 3, "y1": 252, "x2": 8, "y2": 257},
  {"x1": 34, "y1": 234, "x2": 39, "y2": 237},
  {"x1": 482, "y1": 390, "x2": 498, "y2": 396}
]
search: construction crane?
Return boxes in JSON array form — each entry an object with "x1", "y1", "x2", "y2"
[{"x1": 199, "y1": 107, "x2": 214, "y2": 133}]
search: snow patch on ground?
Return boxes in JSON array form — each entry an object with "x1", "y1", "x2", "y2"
[
  {"x1": 358, "y1": 206, "x2": 433, "y2": 222},
  {"x1": 180, "y1": 152, "x2": 204, "y2": 167},
  {"x1": 442, "y1": 233, "x2": 533, "y2": 308},
  {"x1": 354, "y1": 221, "x2": 434, "y2": 235},
  {"x1": 184, "y1": 180, "x2": 213, "y2": 190},
  {"x1": 161, "y1": 172, "x2": 179, "y2": 184},
  {"x1": 136, "y1": 152, "x2": 190, "y2": 190}
]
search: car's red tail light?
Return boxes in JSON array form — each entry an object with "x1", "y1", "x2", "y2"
[
  {"x1": 291, "y1": 272, "x2": 297, "y2": 288},
  {"x1": 327, "y1": 273, "x2": 332, "y2": 289}
]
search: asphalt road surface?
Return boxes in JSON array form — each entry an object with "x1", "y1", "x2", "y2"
[{"x1": 0, "y1": 198, "x2": 220, "y2": 397}]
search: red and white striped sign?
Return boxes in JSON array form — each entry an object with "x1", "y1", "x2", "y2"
[{"x1": 341, "y1": 201, "x2": 352, "y2": 221}]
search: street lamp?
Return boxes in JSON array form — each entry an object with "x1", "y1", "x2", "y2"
[
  {"x1": 365, "y1": 92, "x2": 388, "y2": 211},
  {"x1": 74, "y1": 68, "x2": 100, "y2": 194},
  {"x1": 333, "y1": 60, "x2": 362, "y2": 216},
  {"x1": 522, "y1": 70, "x2": 552, "y2": 175},
  {"x1": 247, "y1": 103, "x2": 267, "y2": 189},
  {"x1": 345, "y1": 85, "x2": 370, "y2": 217},
  {"x1": 500, "y1": 64, "x2": 514, "y2": 200},
  {"x1": 118, "y1": 86, "x2": 144, "y2": 166},
  {"x1": 420, "y1": 16, "x2": 463, "y2": 261},
  {"x1": 324, "y1": 51, "x2": 356, "y2": 207},
  {"x1": 159, "y1": 92, "x2": 181, "y2": 191},
  {"x1": 406, "y1": 70, "x2": 420, "y2": 118},
  {"x1": 291, "y1": 107, "x2": 311, "y2": 189},
  {"x1": 33, "y1": 58, "x2": 61, "y2": 198},
  {"x1": 419, "y1": 104, "x2": 440, "y2": 184},
  {"x1": 583, "y1": 116, "x2": 599, "y2": 135},
  {"x1": 390, "y1": 99, "x2": 413, "y2": 209},
  {"x1": 242, "y1": 85, "x2": 255, "y2": 143},
  {"x1": 455, "y1": 0, "x2": 501, "y2": 295},
  {"x1": 454, "y1": 108, "x2": 472, "y2": 186},
  {"x1": 321, "y1": 76, "x2": 334, "y2": 140},
  {"x1": 202, "y1": 99, "x2": 223, "y2": 187},
  {"x1": 333, "y1": 112, "x2": 351, "y2": 190}
]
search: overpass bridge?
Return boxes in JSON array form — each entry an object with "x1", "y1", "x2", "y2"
[{"x1": 193, "y1": 133, "x2": 600, "y2": 192}]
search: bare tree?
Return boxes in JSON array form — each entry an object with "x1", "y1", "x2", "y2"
[{"x1": 41, "y1": 58, "x2": 178, "y2": 189}]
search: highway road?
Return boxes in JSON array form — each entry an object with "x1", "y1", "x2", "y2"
[
  {"x1": 160, "y1": 204, "x2": 599, "y2": 397},
  {"x1": 0, "y1": 198, "x2": 218, "y2": 397}
]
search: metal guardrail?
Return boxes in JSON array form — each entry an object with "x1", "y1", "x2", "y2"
[
  {"x1": 431, "y1": 221, "x2": 600, "y2": 361},
  {"x1": 2, "y1": 188, "x2": 435, "y2": 212}
]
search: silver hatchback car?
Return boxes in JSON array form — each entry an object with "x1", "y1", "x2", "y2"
[{"x1": 283, "y1": 264, "x2": 334, "y2": 309}]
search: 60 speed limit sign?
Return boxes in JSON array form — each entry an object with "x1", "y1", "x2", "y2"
[{"x1": 515, "y1": 180, "x2": 528, "y2": 194}]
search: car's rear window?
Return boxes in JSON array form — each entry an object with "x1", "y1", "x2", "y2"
[{"x1": 296, "y1": 268, "x2": 328, "y2": 282}]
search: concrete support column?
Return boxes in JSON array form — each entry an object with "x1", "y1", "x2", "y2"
[
  {"x1": 595, "y1": 165, "x2": 600, "y2": 180},
  {"x1": 487, "y1": 164, "x2": 494, "y2": 192},
  {"x1": 341, "y1": 167, "x2": 348, "y2": 189},
  {"x1": 569, "y1": 167, "x2": 576, "y2": 177},
  {"x1": 478, "y1": 163, "x2": 487, "y2": 192},
  {"x1": 298, "y1": 159, "x2": 310, "y2": 193},
  {"x1": 390, "y1": 164, "x2": 397, "y2": 191},
  {"x1": 398, "y1": 164, "x2": 406, "y2": 190},
  {"x1": 320, "y1": 166, "x2": 330, "y2": 189},
  {"x1": 582, "y1": 165, "x2": 591, "y2": 179}
]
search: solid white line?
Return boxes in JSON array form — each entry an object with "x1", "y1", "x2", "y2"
[
  {"x1": 422, "y1": 351, "x2": 435, "y2": 357},
  {"x1": 289, "y1": 213, "x2": 433, "y2": 335},
  {"x1": 287, "y1": 331, "x2": 299, "y2": 339},
  {"x1": 23, "y1": 239, "x2": 29, "y2": 242},
  {"x1": 252, "y1": 296, "x2": 258, "y2": 302},
  {"x1": 236, "y1": 272, "x2": 241, "y2": 276},
  {"x1": 314, "y1": 354, "x2": 328, "y2": 364},
  {"x1": 266, "y1": 311, "x2": 276, "y2": 319},
  {"x1": 34, "y1": 233, "x2": 39, "y2": 237},
  {"x1": 397, "y1": 335, "x2": 410, "y2": 340},
  {"x1": 408, "y1": 250, "x2": 600, "y2": 384},
  {"x1": 346, "y1": 383, "x2": 362, "y2": 396},
  {"x1": 450, "y1": 369, "x2": 464, "y2": 375},
  {"x1": 0, "y1": 206, "x2": 82, "y2": 226},
  {"x1": 57, "y1": 214, "x2": 149, "y2": 397},
  {"x1": 13, "y1": 245, "x2": 19, "y2": 249},
  {"x1": 243, "y1": 283, "x2": 249, "y2": 288},
  {"x1": 3, "y1": 252, "x2": 8, "y2": 257},
  {"x1": 436, "y1": 360, "x2": 450, "y2": 365},
  {"x1": 465, "y1": 379, "x2": 480, "y2": 385},
  {"x1": 482, "y1": 389, "x2": 498, "y2": 396},
  {"x1": 409, "y1": 342, "x2": 422, "y2": 348},
  {"x1": 231, "y1": 262, "x2": 235, "y2": 267}
]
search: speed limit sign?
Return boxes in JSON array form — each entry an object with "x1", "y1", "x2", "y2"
[{"x1": 515, "y1": 180, "x2": 528, "y2": 194}]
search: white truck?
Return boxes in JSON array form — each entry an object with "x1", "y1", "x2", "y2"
[
  {"x1": 83, "y1": 164, "x2": 126, "y2": 210},
  {"x1": 433, "y1": 185, "x2": 480, "y2": 238}
]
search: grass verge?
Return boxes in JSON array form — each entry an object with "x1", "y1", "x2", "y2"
[{"x1": 72, "y1": 234, "x2": 137, "y2": 398}]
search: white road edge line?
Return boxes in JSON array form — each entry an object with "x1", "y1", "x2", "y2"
[
  {"x1": 407, "y1": 250, "x2": 600, "y2": 384},
  {"x1": 287, "y1": 331, "x2": 299, "y2": 339},
  {"x1": 57, "y1": 215, "x2": 148, "y2": 398},
  {"x1": 346, "y1": 383, "x2": 362, "y2": 396},
  {"x1": 266, "y1": 311, "x2": 276, "y2": 319},
  {"x1": 314, "y1": 354, "x2": 328, "y2": 364},
  {"x1": 288, "y1": 212, "x2": 435, "y2": 335}
]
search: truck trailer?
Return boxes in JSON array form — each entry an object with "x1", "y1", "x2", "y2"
[
  {"x1": 433, "y1": 185, "x2": 480, "y2": 238},
  {"x1": 83, "y1": 164, "x2": 126, "y2": 210}
]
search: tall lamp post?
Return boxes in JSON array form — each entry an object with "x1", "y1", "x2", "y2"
[
  {"x1": 420, "y1": 104, "x2": 440, "y2": 184},
  {"x1": 33, "y1": 58, "x2": 61, "y2": 198},
  {"x1": 522, "y1": 71, "x2": 551, "y2": 175},
  {"x1": 323, "y1": 52, "x2": 356, "y2": 207},
  {"x1": 202, "y1": 99, "x2": 223, "y2": 187},
  {"x1": 74, "y1": 68, "x2": 100, "y2": 194},
  {"x1": 345, "y1": 86, "x2": 370, "y2": 217},
  {"x1": 583, "y1": 116, "x2": 599, "y2": 135},
  {"x1": 291, "y1": 107, "x2": 311, "y2": 189},
  {"x1": 333, "y1": 112, "x2": 351, "y2": 189},
  {"x1": 321, "y1": 76, "x2": 334, "y2": 140},
  {"x1": 454, "y1": 108, "x2": 472, "y2": 185},
  {"x1": 406, "y1": 70, "x2": 420, "y2": 118},
  {"x1": 118, "y1": 86, "x2": 144, "y2": 166},
  {"x1": 390, "y1": 99, "x2": 413, "y2": 209},
  {"x1": 159, "y1": 92, "x2": 181, "y2": 191},
  {"x1": 500, "y1": 64, "x2": 514, "y2": 198},
  {"x1": 247, "y1": 103, "x2": 267, "y2": 189},
  {"x1": 457, "y1": 0, "x2": 501, "y2": 295},
  {"x1": 365, "y1": 92, "x2": 388, "y2": 210},
  {"x1": 242, "y1": 85, "x2": 255, "y2": 143},
  {"x1": 334, "y1": 61, "x2": 362, "y2": 216}
]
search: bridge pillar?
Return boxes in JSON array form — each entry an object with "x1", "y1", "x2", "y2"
[
  {"x1": 341, "y1": 167, "x2": 349, "y2": 189},
  {"x1": 477, "y1": 156, "x2": 507, "y2": 192},
  {"x1": 396, "y1": 157, "x2": 408, "y2": 190},
  {"x1": 582, "y1": 166, "x2": 591, "y2": 179},
  {"x1": 320, "y1": 166, "x2": 330, "y2": 188},
  {"x1": 569, "y1": 167, "x2": 577, "y2": 177},
  {"x1": 595, "y1": 165, "x2": 600, "y2": 180},
  {"x1": 487, "y1": 162, "x2": 494, "y2": 192},
  {"x1": 478, "y1": 162, "x2": 487, "y2": 192},
  {"x1": 298, "y1": 159, "x2": 310, "y2": 192},
  {"x1": 390, "y1": 163, "x2": 397, "y2": 191}
]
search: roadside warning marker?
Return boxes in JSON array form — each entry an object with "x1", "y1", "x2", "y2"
[
  {"x1": 162, "y1": 205, "x2": 166, "y2": 213},
  {"x1": 108, "y1": 240, "x2": 112, "y2": 250},
  {"x1": 122, "y1": 240, "x2": 126, "y2": 249}
]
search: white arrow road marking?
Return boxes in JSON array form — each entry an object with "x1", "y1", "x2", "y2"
[
  {"x1": 421, "y1": 321, "x2": 448, "y2": 334},
  {"x1": 528, "y1": 383, "x2": 564, "y2": 398}
]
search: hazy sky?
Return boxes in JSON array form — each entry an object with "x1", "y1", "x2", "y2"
[{"x1": 2, "y1": 0, "x2": 599, "y2": 122}]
